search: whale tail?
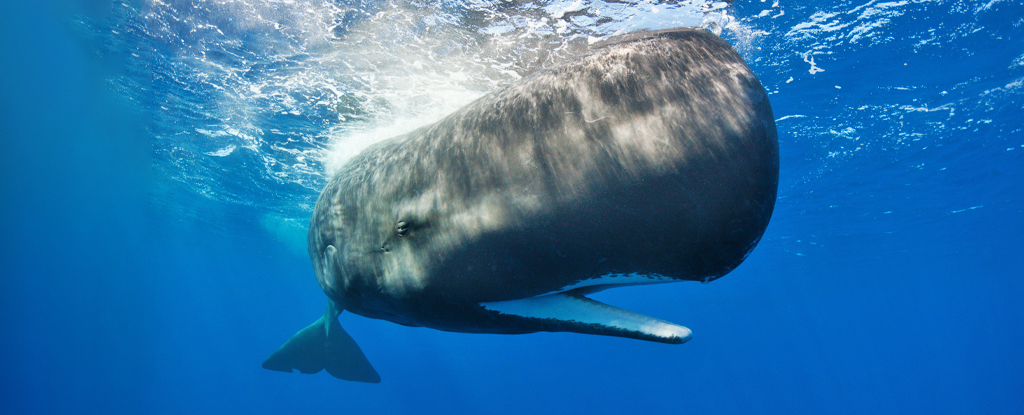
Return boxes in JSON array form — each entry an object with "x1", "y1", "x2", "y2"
[{"x1": 262, "y1": 300, "x2": 380, "y2": 383}]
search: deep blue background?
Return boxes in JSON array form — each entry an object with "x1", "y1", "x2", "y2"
[{"x1": 2, "y1": 1, "x2": 1022, "y2": 414}]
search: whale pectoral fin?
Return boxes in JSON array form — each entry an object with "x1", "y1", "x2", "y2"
[
  {"x1": 481, "y1": 293, "x2": 692, "y2": 344},
  {"x1": 262, "y1": 301, "x2": 381, "y2": 383}
]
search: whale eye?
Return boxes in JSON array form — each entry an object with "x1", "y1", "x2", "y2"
[{"x1": 396, "y1": 221, "x2": 409, "y2": 236}]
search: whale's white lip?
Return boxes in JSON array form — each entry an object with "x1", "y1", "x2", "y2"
[
  {"x1": 481, "y1": 273, "x2": 691, "y2": 343},
  {"x1": 481, "y1": 292, "x2": 691, "y2": 343}
]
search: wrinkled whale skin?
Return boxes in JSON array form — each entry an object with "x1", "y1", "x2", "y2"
[{"x1": 265, "y1": 28, "x2": 778, "y2": 382}]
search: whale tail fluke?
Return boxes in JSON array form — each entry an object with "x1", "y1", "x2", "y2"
[{"x1": 263, "y1": 301, "x2": 380, "y2": 383}]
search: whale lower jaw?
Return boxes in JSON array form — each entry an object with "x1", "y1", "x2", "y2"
[{"x1": 480, "y1": 293, "x2": 692, "y2": 344}]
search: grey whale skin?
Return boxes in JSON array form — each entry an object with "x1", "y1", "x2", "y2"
[{"x1": 263, "y1": 28, "x2": 778, "y2": 383}]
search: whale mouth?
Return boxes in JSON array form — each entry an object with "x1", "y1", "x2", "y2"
[{"x1": 480, "y1": 275, "x2": 691, "y2": 344}]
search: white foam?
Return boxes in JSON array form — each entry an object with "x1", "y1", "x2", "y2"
[{"x1": 321, "y1": 86, "x2": 485, "y2": 176}]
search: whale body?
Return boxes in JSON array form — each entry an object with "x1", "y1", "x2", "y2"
[{"x1": 263, "y1": 28, "x2": 778, "y2": 383}]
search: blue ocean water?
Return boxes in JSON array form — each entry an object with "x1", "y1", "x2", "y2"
[{"x1": 2, "y1": 0, "x2": 1022, "y2": 414}]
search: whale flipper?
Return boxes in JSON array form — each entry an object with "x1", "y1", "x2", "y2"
[
  {"x1": 481, "y1": 293, "x2": 692, "y2": 344},
  {"x1": 263, "y1": 301, "x2": 380, "y2": 383}
]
